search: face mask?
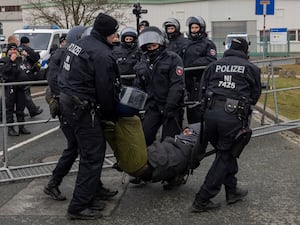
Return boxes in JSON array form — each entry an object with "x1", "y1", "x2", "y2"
[{"x1": 146, "y1": 48, "x2": 162, "y2": 62}]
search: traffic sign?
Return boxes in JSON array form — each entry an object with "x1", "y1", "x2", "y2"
[{"x1": 255, "y1": 0, "x2": 275, "y2": 15}]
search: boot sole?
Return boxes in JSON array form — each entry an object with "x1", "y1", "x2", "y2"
[
  {"x1": 191, "y1": 203, "x2": 221, "y2": 212},
  {"x1": 44, "y1": 188, "x2": 67, "y2": 201},
  {"x1": 67, "y1": 213, "x2": 102, "y2": 220}
]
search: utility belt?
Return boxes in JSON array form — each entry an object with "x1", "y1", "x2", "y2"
[
  {"x1": 60, "y1": 92, "x2": 100, "y2": 112},
  {"x1": 206, "y1": 92, "x2": 250, "y2": 120}
]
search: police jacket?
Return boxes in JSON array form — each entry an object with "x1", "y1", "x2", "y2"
[
  {"x1": 200, "y1": 49, "x2": 261, "y2": 105},
  {"x1": 166, "y1": 34, "x2": 186, "y2": 56},
  {"x1": 134, "y1": 49, "x2": 185, "y2": 112},
  {"x1": 58, "y1": 29, "x2": 121, "y2": 120},
  {"x1": 112, "y1": 43, "x2": 140, "y2": 76},
  {"x1": 0, "y1": 56, "x2": 28, "y2": 82},
  {"x1": 46, "y1": 47, "x2": 66, "y2": 96},
  {"x1": 181, "y1": 36, "x2": 217, "y2": 77}
]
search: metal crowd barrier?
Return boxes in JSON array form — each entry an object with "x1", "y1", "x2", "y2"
[{"x1": 1, "y1": 58, "x2": 300, "y2": 183}]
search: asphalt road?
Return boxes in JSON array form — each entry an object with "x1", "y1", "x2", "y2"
[{"x1": 0, "y1": 89, "x2": 299, "y2": 225}]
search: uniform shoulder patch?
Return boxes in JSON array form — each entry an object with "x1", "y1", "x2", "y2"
[{"x1": 176, "y1": 66, "x2": 184, "y2": 76}]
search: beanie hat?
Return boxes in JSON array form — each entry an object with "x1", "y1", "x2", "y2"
[
  {"x1": 230, "y1": 37, "x2": 248, "y2": 54},
  {"x1": 66, "y1": 26, "x2": 87, "y2": 43},
  {"x1": 20, "y1": 36, "x2": 30, "y2": 44},
  {"x1": 93, "y1": 13, "x2": 119, "y2": 37},
  {"x1": 7, "y1": 43, "x2": 18, "y2": 50}
]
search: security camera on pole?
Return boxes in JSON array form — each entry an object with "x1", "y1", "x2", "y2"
[{"x1": 132, "y1": 3, "x2": 148, "y2": 34}]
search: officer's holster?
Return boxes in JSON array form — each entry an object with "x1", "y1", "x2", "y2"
[{"x1": 230, "y1": 127, "x2": 252, "y2": 158}]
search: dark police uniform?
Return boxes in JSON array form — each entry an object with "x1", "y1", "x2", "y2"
[
  {"x1": 181, "y1": 35, "x2": 217, "y2": 124},
  {"x1": 0, "y1": 44, "x2": 32, "y2": 135},
  {"x1": 112, "y1": 42, "x2": 140, "y2": 86},
  {"x1": 44, "y1": 44, "x2": 78, "y2": 200},
  {"x1": 193, "y1": 40, "x2": 261, "y2": 210},
  {"x1": 167, "y1": 34, "x2": 186, "y2": 55},
  {"x1": 134, "y1": 50, "x2": 185, "y2": 146},
  {"x1": 58, "y1": 27, "x2": 120, "y2": 215}
]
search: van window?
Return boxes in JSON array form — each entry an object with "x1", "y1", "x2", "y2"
[{"x1": 14, "y1": 33, "x2": 51, "y2": 50}]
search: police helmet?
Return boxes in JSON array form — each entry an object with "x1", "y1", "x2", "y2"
[
  {"x1": 162, "y1": 18, "x2": 181, "y2": 34},
  {"x1": 81, "y1": 26, "x2": 92, "y2": 38},
  {"x1": 138, "y1": 26, "x2": 166, "y2": 51},
  {"x1": 139, "y1": 20, "x2": 149, "y2": 27},
  {"x1": 66, "y1": 25, "x2": 87, "y2": 43},
  {"x1": 186, "y1": 16, "x2": 206, "y2": 35},
  {"x1": 120, "y1": 27, "x2": 138, "y2": 43}
]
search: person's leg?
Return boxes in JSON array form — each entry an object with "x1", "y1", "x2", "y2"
[
  {"x1": 44, "y1": 116, "x2": 78, "y2": 200},
  {"x1": 61, "y1": 102, "x2": 104, "y2": 219},
  {"x1": 24, "y1": 86, "x2": 43, "y2": 117},
  {"x1": 142, "y1": 108, "x2": 163, "y2": 146},
  {"x1": 16, "y1": 88, "x2": 30, "y2": 134},
  {"x1": 5, "y1": 88, "x2": 19, "y2": 136}
]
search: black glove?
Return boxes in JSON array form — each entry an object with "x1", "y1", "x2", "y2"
[
  {"x1": 49, "y1": 98, "x2": 60, "y2": 118},
  {"x1": 163, "y1": 109, "x2": 175, "y2": 120}
]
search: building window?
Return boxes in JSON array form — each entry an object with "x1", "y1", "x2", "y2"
[
  {"x1": 0, "y1": 5, "x2": 21, "y2": 12},
  {"x1": 288, "y1": 30, "x2": 296, "y2": 41},
  {"x1": 260, "y1": 30, "x2": 270, "y2": 42},
  {"x1": 298, "y1": 30, "x2": 300, "y2": 41}
]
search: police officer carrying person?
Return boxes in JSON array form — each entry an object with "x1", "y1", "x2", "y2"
[
  {"x1": 44, "y1": 25, "x2": 118, "y2": 204},
  {"x1": 162, "y1": 18, "x2": 186, "y2": 55},
  {"x1": 58, "y1": 13, "x2": 121, "y2": 220},
  {"x1": 181, "y1": 16, "x2": 217, "y2": 124},
  {"x1": 112, "y1": 26, "x2": 140, "y2": 86},
  {"x1": 191, "y1": 37, "x2": 261, "y2": 212},
  {"x1": 134, "y1": 26, "x2": 185, "y2": 147},
  {"x1": 0, "y1": 43, "x2": 31, "y2": 135}
]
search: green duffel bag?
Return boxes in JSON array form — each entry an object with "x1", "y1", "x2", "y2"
[{"x1": 103, "y1": 116, "x2": 148, "y2": 176}]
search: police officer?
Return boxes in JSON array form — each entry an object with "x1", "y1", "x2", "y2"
[
  {"x1": 58, "y1": 13, "x2": 121, "y2": 220},
  {"x1": 181, "y1": 16, "x2": 217, "y2": 124},
  {"x1": 162, "y1": 18, "x2": 186, "y2": 55},
  {"x1": 139, "y1": 20, "x2": 150, "y2": 33},
  {"x1": 0, "y1": 43, "x2": 31, "y2": 135},
  {"x1": 191, "y1": 38, "x2": 261, "y2": 212},
  {"x1": 44, "y1": 25, "x2": 118, "y2": 204},
  {"x1": 19, "y1": 36, "x2": 43, "y2": 118},
  {"x1": 134, "y1": 26, "x2": 185, "y2": 147},
  {"x1": 44, "y1": 26, "x2": 87, "y2": 201},
  {"x1": 112, "y1": 26, "x2": 140, "y2": 86}
]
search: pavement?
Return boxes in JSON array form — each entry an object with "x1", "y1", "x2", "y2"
[{"x1": 0, "y1": 87, "x2": 299, "y2": 225}]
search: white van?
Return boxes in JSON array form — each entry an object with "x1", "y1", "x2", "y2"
[
  {"x1": 223, "y1": 32, "x2": 250, "y2": 50},
  {"x1": 13, "y1": 25, "x2": 68, "y2": 79}
]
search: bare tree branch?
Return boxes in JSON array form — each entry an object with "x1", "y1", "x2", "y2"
[{"x1": 23, "y1": 0, "x2": 130, "y2": 29}]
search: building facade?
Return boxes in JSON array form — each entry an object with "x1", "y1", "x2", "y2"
[{"x1": 0, "y1": 0, "x2": 300, "y2": 54}]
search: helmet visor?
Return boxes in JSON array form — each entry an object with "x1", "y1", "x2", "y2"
[{"x1": 138, "y1": 31, "x2": 164, "y2": 48}]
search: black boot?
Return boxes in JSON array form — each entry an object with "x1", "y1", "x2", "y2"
[
  {"x1": 19, "y1": 125, "x2": 31, "y2": 134},
  {"x1": 191, "y1": 198, "x2": 221, "y2": 212},
  {"x1": 8, "y1": 127, "x2": 19, "y2": 136},
  {"x1": 44, "y1": 176, "x2": 66, "y2": 201},
  {"x1": 95, "y1": 186, "x2": 118, "y2": 201},
  {"x1": 226, "y1": 187, "x2": 248, "y2": 204}
]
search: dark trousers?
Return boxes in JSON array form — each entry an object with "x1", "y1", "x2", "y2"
[
  {"x1": 51, "y1": 115, "x2": 78, "y2": 185},
  {"x1": 185, "y1": 74, "x2": 202, "y2": 124},
  {"x1": 142, "y1": 106, "x2": 182, "y2": 146},
  {"x1": 196, "y1": 106, "x2": 242, "y2": 201},
  {"x1": 60, "y1": 97, "x2": 105, "y2": 213},
  {"x1": 5, "y1": 86, "x2": 26, "y2": 123},
  {"x1": 24, "y1": 86, "x2": 38, "y2": 114}
]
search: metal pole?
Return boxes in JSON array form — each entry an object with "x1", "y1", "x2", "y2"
[
  {"x1": 261, "y1": 62, "x2": 271, "y2": 125},
  {"x1": 270, "y1": 62, "x2": 279, "y2": 123},
  {"x1": 1, "y1": 82, "x2": 8, "y2": 168}
]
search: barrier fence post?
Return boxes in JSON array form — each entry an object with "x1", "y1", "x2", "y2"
[{"x1": 1, "y1": 82, "x2": 9, "y2": 168}]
